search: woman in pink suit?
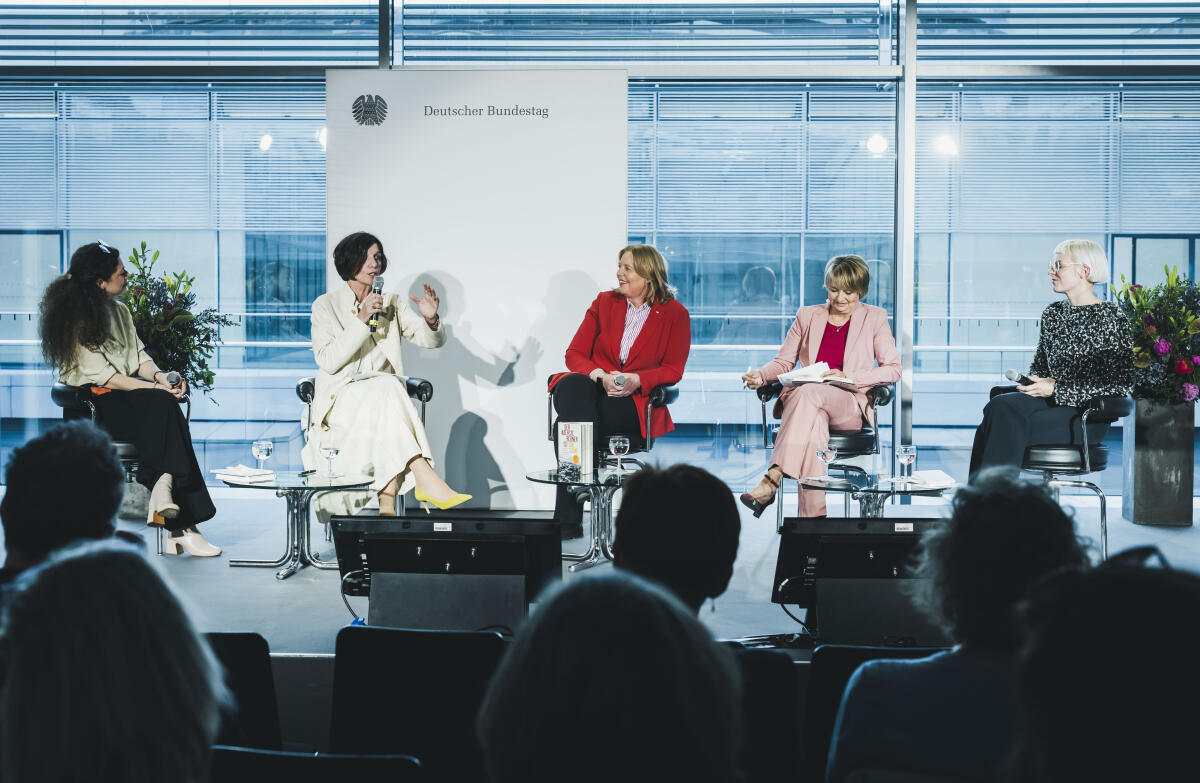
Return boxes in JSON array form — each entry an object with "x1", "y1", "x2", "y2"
[{"x1": 740, "y1": 255, "x2": 901, "y2": 518}]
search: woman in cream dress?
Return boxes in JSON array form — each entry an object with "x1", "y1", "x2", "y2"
[{"x1": 303, "y1": 232, "x2": 470, "y2": 517}]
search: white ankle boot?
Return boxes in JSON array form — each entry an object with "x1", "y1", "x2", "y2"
[
  {"x1": 163, "y1": 526, "x2": 221, "y2": 557},
  {"x1": 147, "y1": 473, "x2": 180, "y2": 527}
]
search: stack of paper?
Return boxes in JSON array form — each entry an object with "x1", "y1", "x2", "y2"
[
  {"x1": 212, "y1": 465, "x2": 276, "y2": 484},
  {"x1": 777, "y1": 362, "x2": 859, "y2": 387}
]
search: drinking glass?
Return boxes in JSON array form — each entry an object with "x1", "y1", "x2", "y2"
[
  {"x1": 251, "y1": 439, "x2": 273, "y2": 471},
  {"x1": 816, "y1": 445, "x2": 838, "y2": 471},
  {"x1": 897, "y1": 444, "x2": 917, "y2": 480},
  {"x1": 608, "y1": 435, "x2": 631, "y2": 472},
  {"x1": 319, "y1": 441, "x2": 341, "y2": 478}
]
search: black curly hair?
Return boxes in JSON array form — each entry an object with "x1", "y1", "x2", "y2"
[{"x1": 39, "y1": 242, "x2": 122, "y2": 375}]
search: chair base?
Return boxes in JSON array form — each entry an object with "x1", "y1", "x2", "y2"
[{"x1": 1041, "y1": 471, "x2": 1109, "y2": 561}]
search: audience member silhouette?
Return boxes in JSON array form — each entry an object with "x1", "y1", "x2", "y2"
[
  {"x1": 614, "y1": 463, "x2": 798, "y2": 783},
  {"x1": 476, "y1": 572, "x2": 743, "y2": 783},
  {"x1": 1010, "y1": 556, "x2": 1200, "y2": 783},
  {"x1": 613, "y1": 463, "x2": 741, "y2": 611},
  {"x1": 826, "y1": 469, "x2": 1088, "y2": 783},
  {"x1": 0, "y1": 540, "x2": 228, "y2": 783},
  {"x1": 0, "y1": 421, "x2": 126, "y2": 580}
]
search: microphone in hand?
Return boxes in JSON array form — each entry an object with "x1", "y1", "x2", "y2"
[
  {"x1": 367, "y1": 276, "x2": 385, "y2": 333},
  {"x1": 1003, "y1": 368, "x2": 1034, "y2": 386},
  {"x1": 614, "y1": 374, "x2": 627, "y2": 388},
  {"x1": 164, "y1": 371, "x2": 181, "y2": 386}
]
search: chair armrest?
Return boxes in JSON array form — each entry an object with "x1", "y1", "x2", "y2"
[
  {"x1": 1082, "y1": 395, "x2": 1135, "y2": 422},
  {"x1": 51, "y1": 383, "x2": 90, "y2": 410},
  {"x1": 406, "y1": 377, "x2": 434, "y2": 403},
  {"x1": 756, "y1": 381, "x2": 783, "y2": 403},
  {"x1": 296, "y1": 377, "x2": 315, "y2": 404},
  {"x1": 990, "y1": 385, "x2": 1019, "y2": 400},
  {"x1": 867, "y1": 384, "x2": 894, "y2": 408},
  {"x1": 648, "y1": 384, "x2": 678, "y2": 407}
]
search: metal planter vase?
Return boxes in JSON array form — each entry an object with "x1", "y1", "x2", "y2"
[{"x1": 1122, "y1": 399, "x2": 1195, "y2": 526}]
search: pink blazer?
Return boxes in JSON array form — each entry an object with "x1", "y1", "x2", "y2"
[{"x1": 757, "y1": 303, "x2": 901, "y2": 425}]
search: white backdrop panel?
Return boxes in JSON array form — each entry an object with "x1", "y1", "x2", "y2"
[{"x1": 327, "y1": 69, "x2": 628, "y2": 509}]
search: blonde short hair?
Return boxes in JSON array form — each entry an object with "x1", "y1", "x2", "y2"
[
  {"x1": 1054, "y1": 239, "x2": 1109, "y2": 284},
  {"x1": 824, "y1": 254, "x2": 870, "y2": 297},
  {"x1": 616, "y1": 244, "x2": 676, "y2": 305}
]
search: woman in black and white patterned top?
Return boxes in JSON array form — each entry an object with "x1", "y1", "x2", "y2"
[{"x1": 969, "y1": 239, "x2": 1133, "y2": 479}]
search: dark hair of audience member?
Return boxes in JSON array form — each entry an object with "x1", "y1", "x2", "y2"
[
  {"x1": 1, "y1": 421, "x2": 124, "y2": 573},
  {"x1": 0, "y1": 540, "x2": 228, "y2": 783},
  {"x1": 613, "y1": 463, "x2": 741, "y2": 612},
  {"x1": 476, "y1": 572, "x2": 744, "y2": 783},
  {"x1": 907, "y1": 468, "x2": 1088, "y2": 651},
  {"x1": 1010, "y1": 563, "x2": 1200, "y2": 783}
]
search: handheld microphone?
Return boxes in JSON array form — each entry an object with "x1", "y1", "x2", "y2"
[
  {"x1": 367, "y1": 275, "x2": 385, "y2": 333},
  {"x1": 614, "y1": 374, "x2": 627, "y2": 387},
  {"x1": 1004, "y1": 368, "x2": 1034, "y2": 386},
  {"x1": 164, "y1": 371, "x2": 181, "y2": 386}
]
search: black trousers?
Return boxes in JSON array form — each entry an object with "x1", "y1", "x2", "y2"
[
  {"x1": 92, "y1": 388, "x2": 216, "y2": 531},
  {"x1": 550, "y1": 373, "x2": 641, "y2": 525},
  {"x1": 968, "y1": 392, "x2": 1109, "y2": 482}
]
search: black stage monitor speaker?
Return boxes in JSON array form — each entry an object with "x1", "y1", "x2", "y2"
[
  {"x1": 331, "y1": 508, "x2": 560, "y2": 633},
  {"x1": 772, "y1": 517, "x2": 951, "y2": 647}
]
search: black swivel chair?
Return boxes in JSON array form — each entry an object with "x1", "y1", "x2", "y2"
[
  {"x1": 51, "y1": 382, "x2": 190, "y2": 554},
  {"x1": 990, "y1": 385, "x2": 1134, "y2": 560},
  {"x1": 296, "y1": 375, "x2": 433, "y2": 516},
  {"x1": 755, "y1": 382, "x2": 894, "y2": 527},
  {"x1": 545, "y1": 374, "x2": 680, "y2": 466}
]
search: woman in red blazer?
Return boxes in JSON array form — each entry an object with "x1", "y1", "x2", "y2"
[
  {"x1": 549, "y1": 244, "x2": 691, "y2": 534},
  {"x1": 741, "y1": 255, "x2": 900, "y2": 518}
]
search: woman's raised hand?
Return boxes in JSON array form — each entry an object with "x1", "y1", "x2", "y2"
[
  {"x1": 409, "y1": 283, "x2": 440, "y2": 321},
  {"x1": 742, "y1": 369, "x2": 765, "y2": 390},
  {"x1": 357, "y1": 292, "x2": 385, "y2": 325}
]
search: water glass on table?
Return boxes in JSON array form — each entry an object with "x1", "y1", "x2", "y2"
[
  {"x1": 251, "y1": 439, "x2": 273, "y2": 471},
  {"x1": 897, "y1": 444, "x2": 917, "y2": 480},
  {"x1": 608, "y1": 435, "x2": 631, "y2": 472},
  {"x1": 816, "y1": 445, "x2": 839, "y2": 473},
  {"x1": 319, "y1": 441, "x2": 341, "y2": 478}
]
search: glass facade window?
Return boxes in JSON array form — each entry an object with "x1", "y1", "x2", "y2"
[{"x1": 0, "y1": 2, "x2": 379, "y2": 67}]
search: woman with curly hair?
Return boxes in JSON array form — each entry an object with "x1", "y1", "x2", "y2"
[{"x1": 39, "y1": 241, "x2": 219, "y2": 556}]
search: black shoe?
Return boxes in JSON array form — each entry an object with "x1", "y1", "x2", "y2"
[
  {"x1": 560, "y1": 522, "x2": 585, "y2": 541},
  {"x1": 739, "y1": 473, "x2": 780, "y2": 519}
]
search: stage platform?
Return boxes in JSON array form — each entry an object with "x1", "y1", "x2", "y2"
[{"x1": 70, "y1": 487, "x2": 1200, "y2": 656}]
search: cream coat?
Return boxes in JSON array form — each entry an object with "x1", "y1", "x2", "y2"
[
  {"x1": 301, "y1": 285, "x2": 446, "y2": 518},
  {"x1": 306, "y1": 285, "x2": 446, "y2": 433}
]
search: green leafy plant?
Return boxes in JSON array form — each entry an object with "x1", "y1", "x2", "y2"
[
  {"x1": 122, "y1": 241, "x2": 237, "y2": 396},
  {"x1": 1112, "y1": 265, "x2": 1200, "y2": 405}
]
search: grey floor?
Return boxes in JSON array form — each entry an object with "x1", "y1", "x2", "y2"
[{"x1": 2, "y1": 427, "x2": 1198, "y2": 654}]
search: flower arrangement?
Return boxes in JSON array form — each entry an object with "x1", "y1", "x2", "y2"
[
  {"x1": 1112, "y1": 265, "x2": 1200, "y2": 405},
  {"x1": 121, "y1": 241, "x2": 237, "y2": 396}
]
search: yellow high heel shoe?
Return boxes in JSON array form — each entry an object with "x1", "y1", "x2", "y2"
[{"x1": 413, "y1": 489, "x2": 472, "y2": 513}]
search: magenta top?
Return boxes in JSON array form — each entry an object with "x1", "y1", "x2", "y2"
[{"x1": 815, "y1": 320, "x2": 849, "y2": 370}]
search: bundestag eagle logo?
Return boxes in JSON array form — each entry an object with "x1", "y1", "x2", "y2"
[{"x1": 352, "y1": 94, "x2": 388, "y2": 127}]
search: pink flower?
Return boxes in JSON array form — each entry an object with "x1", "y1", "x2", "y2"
[
  {"x1": 1182, "y1": 383, "x2": 1199, "y2": 402},
  {"x1": 1154, "y1": 339, "x2": 1172, "y2": 357}
]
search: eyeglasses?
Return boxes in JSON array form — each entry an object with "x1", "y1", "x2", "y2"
[
  {"x1": 1048, "y1": 259, "x2": 1082, "y2": 272},
  {"x1": 96, "y1": 239, "x2": 113, "y2": 254}
]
